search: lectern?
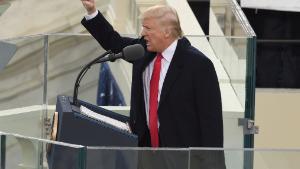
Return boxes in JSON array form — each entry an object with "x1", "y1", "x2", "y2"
[{"x1": 47, "y1": 95, "x2": 138, "y2": 169}]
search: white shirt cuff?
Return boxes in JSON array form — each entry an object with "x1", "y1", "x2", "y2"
[{"x1": 84, "y1": 10, "x2": 99, "y2": 20}]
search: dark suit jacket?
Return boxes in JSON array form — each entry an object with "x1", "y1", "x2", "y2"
[{"x1": 82, "y1": 12, "x2": 223, "y2": 148}]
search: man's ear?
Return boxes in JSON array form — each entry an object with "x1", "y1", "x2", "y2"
[{"x1": 164, "y1": 28, "x2": 172, "y2": 38}]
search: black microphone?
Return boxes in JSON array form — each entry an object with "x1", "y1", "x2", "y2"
[
  {"x1": 96, "y1": 44, "x2": 145, "y2": 62},
  {"x1": 73, "y1": 44, "x2": 145, "y2": 106}
]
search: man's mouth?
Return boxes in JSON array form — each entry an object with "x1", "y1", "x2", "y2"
[
  {"x1": 144, "y1": 38, "x2": 150, "y2": 46},
  {"x1": 146, "y1": 40, "x2": 150, "y2": 46}
]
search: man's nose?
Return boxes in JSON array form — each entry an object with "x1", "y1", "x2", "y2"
[{"x1": 141, "y1": 28, "x2": 147, "y2": 36}]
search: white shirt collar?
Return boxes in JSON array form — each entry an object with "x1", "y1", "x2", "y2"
[{"x1": 161, "y1": 39, "x2": 178, "y2": 62}]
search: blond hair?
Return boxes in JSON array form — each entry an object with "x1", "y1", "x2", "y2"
[{"x1": 141, "y1": 5, "x2": 183, "y2": 38}]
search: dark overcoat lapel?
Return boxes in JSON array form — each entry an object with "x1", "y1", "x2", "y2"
[{"x1": 159, "y1": 38, "x2": 188, "y2": 106}]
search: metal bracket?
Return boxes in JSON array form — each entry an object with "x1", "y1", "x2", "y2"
[{"x1": 238, "y1": 118, "x2": 259, "y2": 135}]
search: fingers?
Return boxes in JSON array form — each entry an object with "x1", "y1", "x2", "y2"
[{"x1": 80, "y1": 0, "x2": 96, "y2": 14}]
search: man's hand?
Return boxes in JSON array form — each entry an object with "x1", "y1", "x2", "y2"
[{"x1": 81, "y1": 0, "x2": 96, "y2": 15}]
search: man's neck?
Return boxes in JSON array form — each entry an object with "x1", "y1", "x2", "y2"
[{"x1": 160, "y1": 37, "x2": 178, "y2": 53}]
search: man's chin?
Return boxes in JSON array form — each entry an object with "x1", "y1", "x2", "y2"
[{"x1": 146, "y1": 46, "x2": 155, "y2": 52}]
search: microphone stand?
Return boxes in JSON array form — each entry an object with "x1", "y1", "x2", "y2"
[{"x1": 73, "y1": 50, "x2": 113, "y2": 106}]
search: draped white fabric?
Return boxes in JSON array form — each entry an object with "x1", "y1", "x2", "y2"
[{"x1": 241, "y1": 0, "x2": 300, "y2": 12}]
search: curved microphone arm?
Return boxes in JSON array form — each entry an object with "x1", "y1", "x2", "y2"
[{"x1": 73, "y1": 50, "x2": 113, "y2": 106}]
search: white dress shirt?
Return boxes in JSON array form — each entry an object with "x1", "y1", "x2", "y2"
[
  {"x1": 143, "y1": 40, "x2": 178, "y2": 127},
  {"x1": 85, "y1": 10, "x2": 99, "y2": 20}
]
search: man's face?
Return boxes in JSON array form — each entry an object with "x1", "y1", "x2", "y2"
[{"x1": 141, "y1": 18, "x2": 166, "y2": 53}]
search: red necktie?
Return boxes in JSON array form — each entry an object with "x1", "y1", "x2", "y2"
[{"x1": 149, "y1": 53, "x2": 162, "y2": 147}]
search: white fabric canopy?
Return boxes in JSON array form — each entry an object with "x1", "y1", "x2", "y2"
[{"x1": 241, "y1": 0, "x2": 300, "y2": 12}]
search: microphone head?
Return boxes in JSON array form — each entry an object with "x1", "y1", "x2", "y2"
[{"x1": 123, "y1": 44, "x2": 145, "y2": 62}]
